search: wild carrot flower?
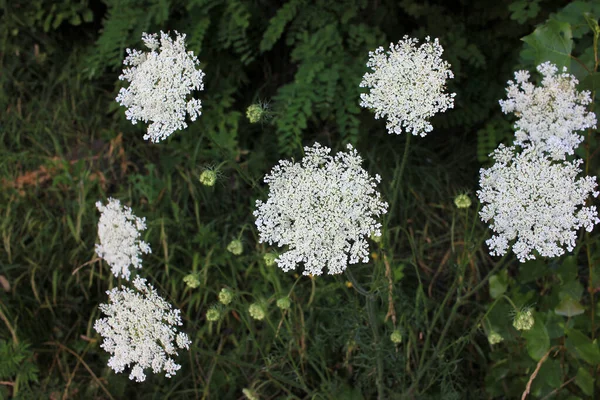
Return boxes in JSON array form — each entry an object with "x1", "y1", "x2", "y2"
[
  {"x1": 218, "y1": 288, "x2": 234, "y2": 305},
  {"x1": 477, "y1": 145, "x2": 598, "y2": 262},
  {"x1": 116, "y1": 31, "x2": 205, "y2": 143},
  {"x1": 254, "y1": 143, "x2": 388, "y2": 276},
  {"x1": 94, "y1": 277, "x2": 191, "y2": 382},
  {"x1": 359, "y1": 36, "x2": 455, "y2": 136},
  {"x1": 95, "y1": 198, "x2": 151, "y2": 280},
  {"x1": 499, "y1": 62, "x2": 596, "y2": 159}
]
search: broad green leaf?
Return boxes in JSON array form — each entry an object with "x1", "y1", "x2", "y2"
[
  {"x1": 518, "y1": 259, "x2": 550, "y2": 283},
  {"x1": 555, "y1": 296, "x2": 585, "y2": 317},
  {"x1": 522, "y1": 19, "x2": 573, "y2": 70},
  {"x1": 575, "y1": 367, "x2": 594, "y2": 396},
  {"x1": 523, "y1": 319, "x2": 550, "y2": 361},
  {"x1": 538, "y1": 359, "x2": 562, "y2": 389},
  {"x1": 566, "y1": 329, "x2": 600, "y2": 365},
  {"x1": 557, "y1": 256, "x2": 578, "y2": 282},
  {"x1": 581, "y1": 73, "x2": 600, "y2": 93},
  {"x1": 489, "y1": 270, "x2": 508, "y2": 299}
]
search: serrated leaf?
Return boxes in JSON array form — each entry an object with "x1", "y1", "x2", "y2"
[
  {"x1": 555, "y1": 296, "x2": 585, "y2": 317},
  {"x1": 523, "y1": 319, "x2": 550, "y2": 361},
  {"x1": 566, "y1": 329, "x2": 600, "y2": 365},
  {"x1": 522, "y1": 19, "x2": 573, "y2": 70},
  {"x1": 575, "y1": 367, "x2": 594, "y2": 396}
]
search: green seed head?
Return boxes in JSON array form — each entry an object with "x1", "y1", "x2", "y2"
[
  {"x1": 246, "y1": 104, "x2": 265, "y2": 124},
  {"x1": 263, "y1": 252, "x2": 277, "y2": 267},
  {"x1": 206, "y1": 308, "x2": 220, "y2": 322},
  {"x1": 227, "y1": 239, "x2": 243, "y2": 255},
  {"x1": 242, "y1": 388, "x2": 259, "y2": 400},
  {"x1": 276, "y1": 297, "x2": 291, "y2": 310},
  {"x1": 454, "y1": 194, "x2": 472, "y2": 209},
  {"x1": 249, "y1": 303, "x2": 266, "y2": 320},
  {"x1": 513, "y1": 309, "x2": 534, "y2": 331},
  {"x1": 390, "y1": 330, "x2": 402, "y2": 344},
  {"x1": 487, "y1": 331, "x2": 504, "y2": 345},
  {"x1": 183, "y1": 273, "x2": 200, "y2": 289},
  {"x1": 218, "y1": 288, "x2": 234, "y2": 305},
  {"x1": 199, "y1": 170, "x2": 217, "y2": 186}
]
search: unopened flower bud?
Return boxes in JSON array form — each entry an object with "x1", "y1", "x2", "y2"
[
  {"x1": 227, "y1": 240, "x2": 243, "y2": 255},
  {"x1": 249, "y1": 303, "x2": 265, "y2": 320}
]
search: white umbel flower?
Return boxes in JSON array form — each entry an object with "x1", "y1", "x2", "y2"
[
  {"x1": 95, "y1": 198, "x2": 151, "y2": 280},
  {"x1": 94, "y1": 277, "x2": 191, "y2": 382},
  {"x1": 499, "y1": 62, "x2": 596, "y2": 160},
  {"x1": 254, "y1": 143, "x2": 388, "y2": 276},
  {"x1": 116, "y1": 31, "x2": 205, "y2": 143},
  {"x1": 359, "y1": 36, "x2": 455, "y2": 137},
  {"x1": 477, "y1": 144, "x2": 599, "y2": 262}
]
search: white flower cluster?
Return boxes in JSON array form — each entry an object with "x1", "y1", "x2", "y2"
[
  {"x1": 94, "y1": 277, "x2": 191, "y2": 382},
  {"x1": 95, "y1": 198, "x2": 151, "y2": 280},
  {"x1": 116, "y1": 31, "x2": 205, "y2": 143},
  {"x1": 478, "y1": 145, "x2": 598, "y2": 262},
  {"x1": 499, "y1": 61, "x2": 596, "y2": 160},
  {"x1": 359, "y1": 35, "x2": 455, "y2": 137},
  {"x1": 254, "y1": 143, "x2": 388, "y2": 276}
]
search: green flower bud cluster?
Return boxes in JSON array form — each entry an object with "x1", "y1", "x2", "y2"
[{"x1": 227, "y1": 239, "x2": 243, "y2": 255}]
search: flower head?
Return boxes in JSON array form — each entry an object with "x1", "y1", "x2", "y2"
[
  {"x1": 227, "y1": 239, "x2": 243, "y2": 255},
  {"x1": 477, "y1": 145, "x2": 598, "y2": 262},
  {"x1": 499, "y1": 62, "x2": 596, "y2": 159},
  {"x1": 276, "y1": 297, "x2": 291, "y2": 310},
  {"x1": 95, "y1": 198, "x2": 151, "y2": 280},
  {"x1": 183, "y1": 273, "x2": 200, "y2": 289},
  {"x1": 254, "y1": 143, "x2": 388, "y2": 276},
  {"x1": 116, "y1": 31, "x2": 205, "y2": 143},
  {"x1": 199, "y1": 170, "x2": 217, "y2": 186},
  {"x1": 249, "y1": 303, "x2": 266, "y2": 320},
  {"x1": 94, "y1": 277, "x2": 191, "y2": 382},
  {"x1": 218, "y1": 288, "x2": 234, "y2": 305},
  {"x1": 263, "y1": 252, "x2": 277, "y2": 267},
  {"x1": 206, "y1": 307, "x2": 220, "y2": 322},
  {"x1": 390, "y1": 330, "x2": 402, "y2": 344},
  {"x1": 359, "y1": 36, "x2": 455, "y2": 137},
  {"x1": 487, "y1": 331, "x2": 504, "y2": 345},
  {"x1": 454, "y1": 194, "x2": 472, "y2": 209},
  {"x1": 513, "y1": 309, "x2": 535, "y2": 331}
]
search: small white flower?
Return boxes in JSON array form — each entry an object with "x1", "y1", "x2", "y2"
[
  {"x1": 116, "y1": 31, "x2": 205, "y2": 142},
  {"x1": 499, "y1": 62, "x2": 596, "y2": 160},
  {"x1": 94, "y1": 277, "x2": 191, "y2": 382},
  {"x1": 95, "y1": 198, "x2": 151, "y2": 280},
  {"x1": 254, "y1": 143, "x2": 388, "y2": 275},
  {"x1": 359, "y1": 35, "x2": 455, "y2": 137},
  {"x1": 477, "y1": 144, "x2": 599, "y2": 262}
]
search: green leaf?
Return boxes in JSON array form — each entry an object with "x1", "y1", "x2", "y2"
[
  {"x1": 521, "y1": 19, "x2": 573, "y2": 70},
  {"x1": 555, "y1": 296, "x2": 585, "y2": 317},
  {"x1": 575, "y1": 367, "x2": 594, "y2": 396},
  {"x1": 523, "y1": 319, "x2": 550, "y2": 361},
  {"x1": 581, "y1": 72, "x2": 600, "y2": 93},
  {"x1": 538, "y1": 359, "x2": 562, "y2": 388},
  {"x1": 489, "y1": 270, "x2": 508, "y2": 299},
  {"x1": 566, "y1": 329, "x2": 600, "y2": 365},
  {"x1": 558, "y1": 256, "x2": 578, "y2": 282}
]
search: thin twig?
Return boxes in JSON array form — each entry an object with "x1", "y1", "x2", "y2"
[
  {"x1": 383, "y1": 253, "x2": 397, "y2": 325},
  {"x1": 521, "y1": 346, "x2": 559, "y2": 400},
  {"x1": 47, "y1": 342, "x2": 115, "y2": 400}
]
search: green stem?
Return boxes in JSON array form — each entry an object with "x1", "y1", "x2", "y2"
[{"x1": 345, "y1": 268, "x2": 384, "y2": 399}]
